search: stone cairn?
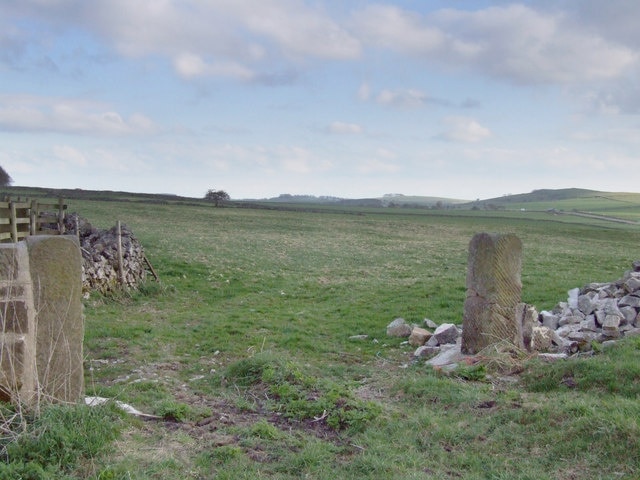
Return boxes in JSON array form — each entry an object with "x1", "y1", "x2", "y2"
[
  {"x1": 65, "y1": 213, "x2": 147, "y2": 295},
  {"x1": 384, "y1": 233, "x2": 640, "y2": 366}
]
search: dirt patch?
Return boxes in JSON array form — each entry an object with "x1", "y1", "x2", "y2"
[{"x1": 166, "y1": 390, "x2": 343, "y2": 445}]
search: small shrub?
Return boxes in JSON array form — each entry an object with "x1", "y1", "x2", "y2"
[
  {"x1": 156, "y1": 400, "x2": 191, "y2": 422},
  {"x1": 453, "y1": 363, "x2": 487, "y2": 382},
  {"x1": 224, "y1": 353, "x2": 278, "y2": 387},
  {"x1": 249, "y1": 419, "x2": 282, "y2": 440},
  {"x1": 196, "y1": 445, "x2": 244, "y2": 468}
]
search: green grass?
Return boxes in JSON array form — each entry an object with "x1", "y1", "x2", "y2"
[
  {"x1": 4, "y1": 193, "x2": 640, "y2": 478},
  {"x1": 0, "y1": 402, "x2": 124, "y2": 479}
]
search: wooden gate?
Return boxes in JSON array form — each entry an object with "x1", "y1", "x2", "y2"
[{"x1": 0, "y1": 198, "x2": 66, "y2": 243}]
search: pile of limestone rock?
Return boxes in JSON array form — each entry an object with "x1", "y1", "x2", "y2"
[
  {"x1": 65, "y1": 213, "x2": 147, "y2": 295},
  {"x1": 387, "y1": 261, "x2": 640, "y2": 363}
]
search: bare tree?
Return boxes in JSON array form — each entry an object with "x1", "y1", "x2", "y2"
[
  {"x1": 204, "y1": 189, "x2": 230, "y2": 207},
  {"x1": 0, "y1": 166, "x2": 13, "y2": 187}
]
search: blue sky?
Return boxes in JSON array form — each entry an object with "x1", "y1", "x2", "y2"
[{"x1": 2, "y1": 1, "x2": 640, "y2": 200}]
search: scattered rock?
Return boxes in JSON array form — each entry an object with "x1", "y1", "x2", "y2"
[
  {"x1": 537, "y1": 353, "x2": 569, "y2": 362},
  {"x1": 408, "y1": 327, "x2": 432, "y2": 346},
  {"x1": 386, "y1": 318, "x2": 412, "y2": 337},
  {"x1": 433, "y1": 323, "x2": 458, "y2": 345},
  {"x1": 414, "y1": 345, "x2": 439, "y2": 358},
  {"x1": 349, "y1": 335, "x2": 369, "y2": 341},
  {"x1": 423, "y1": 318, "x2": 439, "y2": 329},
  {"x1": 540, "y1": 311, "x2": 559, "y2": 330},
  {"x1": 425, "y1": 343, "x2": 466, "y2": 368},
  {"x1": 531, "y1": 326, "x2": 553, "y2": 352}
]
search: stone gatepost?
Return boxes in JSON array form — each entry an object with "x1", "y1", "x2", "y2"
[
  {"x1": 461, "y1": 233, "x2": 523, "y2": 355},
  {"x1": 28, "y1": 236, "x2": 84, "y2": 404},
  {"x1": 0, "y1": 242, "x2": 37, "y2": 403},
  {"x1": 0, "y1": 236, "x2": 84, "y2": 405}
]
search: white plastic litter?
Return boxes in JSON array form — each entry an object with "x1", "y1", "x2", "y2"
[{"x1": 85, "y1": 396, "x2": 161, "y2": 419}]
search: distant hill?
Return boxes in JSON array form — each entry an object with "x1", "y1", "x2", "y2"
[
  {"x1": 255, "y1": 193, "x2": 469, "y2": 208},
  {"x1": 457, "y1": 188, "x2": 640, "y2": 224},
  {"x1": 469, "y1": 188, "x2": 600, "y2": 207},
  {"x1": 3, "y1": 186, "x2": 638, "y2": 219}
]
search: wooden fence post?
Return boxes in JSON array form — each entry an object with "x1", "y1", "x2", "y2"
[
  {"x1": 9, "y1": 202, "x2": 17, "y2": 243},
  {"x1": 116, "y1": 220, "x2": 125, "y2": 287},
  {"x1": 58, "y1": 197, "x2": 65, "y2": 234},
  {"x1": 29, "y1": 200, "x2": 37, "y2": 236}
]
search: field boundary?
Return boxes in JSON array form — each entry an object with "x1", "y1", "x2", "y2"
[
  {"x1": 559, "y1": 209, "x2": 640, "y2": 225},
  {"x1": 0, "y1": 197, "x2": 67, "y2": 243}
]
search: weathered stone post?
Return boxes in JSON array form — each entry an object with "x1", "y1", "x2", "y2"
[
  {"x1": 27, "y1": 236, "x2": 84, "y2": 403},
  {"x1": 461, "y1": 233, "x2": 523, "y2": 354},
  {"x1": 0, "y1": 242, "x2": 37, "y2": 403}
]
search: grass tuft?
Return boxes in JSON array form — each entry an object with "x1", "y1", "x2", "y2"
[
  {"x1": 0, "y1": 402, "x2": 124, "y2": 479},
  {"x1": 521, "y1": 336, "x2": 640, "y2": 397}
]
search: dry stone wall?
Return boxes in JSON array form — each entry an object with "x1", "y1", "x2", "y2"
[{"x1": 66, "y1": 214, "x2": 147, "y2": 295}]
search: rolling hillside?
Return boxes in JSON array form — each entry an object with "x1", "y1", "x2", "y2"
[{"x1": 468, "y1": 188, "x2": 640, "y2": 224}]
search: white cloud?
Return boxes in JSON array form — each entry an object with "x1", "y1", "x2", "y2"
[
  {"x1": 358, "y1": 84, "x2": 451, "y2": 108},
  {"x1": 438, "y1": 116, "x2": 491, "y2": 143},
  {"x1": 376, "y1": 89, "x2": 428, "y2": 108},
  {"x1": 241, "y1": 1, "x2": 360, "y2": 60},
  {"x1": 7, "y1": 1, "x2": 636, "y2": 87},
  {"x1": 354, "y1": 4, "x2": 637, "y2": 85},
  {"x1": 569, "y1": 126, "x2": 640, "y2": 145},
  {"x1": 354, "y1": 5, "x2": 445, "y2": 54},
  {"x1": 358, "y1": 85, "x2": 449, "y2": 109},
  {"x1": 376, "y1": 148, "x2": 397, "y2": 160},
  {"x1": 580, "y1": 79, "x2": 640, "y2": 115},
  {"x1": 196, "y1": 143, "x2": 332, "y2": 176},
  {"x1": 357, "y1": 83, "x2": 371, "y2": 101},
  {"x1": 173, "y1": 52, "x2": 206, "y2": 78},
  {"x1": 4, "y1": 0, "x2": 360, "y2": 82},
  {"x1": 0, "y1": 94, "x2": 157, "y2": 136},
  {"x1": 545, "y1": 0, "x2": 640, "y2": 49},
  {"x1": 173, "y1": 53, "x2": 255, "y2": 80},
  {"x1": 356, "y1": 158, "x2": 400, "y2": 175},
  {"x1": 53, "y1": 145, "x2": 87, "y2": 166},
  {"x1": 327, "y1": 121, "x2": 363, "y2": 135},
  {"x1": 277, "y1": 146, "x2": 332, "y2": 174}
]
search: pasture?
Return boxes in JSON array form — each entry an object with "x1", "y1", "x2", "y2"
[{"x1": 4, "y1": 196, "x2": 640, "y2": 479}]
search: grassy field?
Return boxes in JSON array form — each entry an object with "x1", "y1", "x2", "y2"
[{"x1": 3, "y1": 195, "x2": 640, "y2": 479}]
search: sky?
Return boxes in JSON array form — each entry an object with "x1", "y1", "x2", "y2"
[{"x1": 2, "y1": 1, "x2": 640, "y2": 201}]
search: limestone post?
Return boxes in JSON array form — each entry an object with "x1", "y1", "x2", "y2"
[
  {"x1": 461, "y1": 233, "x2": 523, "y2": 355},
  {"x1": 0, "y1": 242, "x2": 37, "y2": 404},
  {"x1": 27, "y1": 236, "x2": 84, "y2": 403}
]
